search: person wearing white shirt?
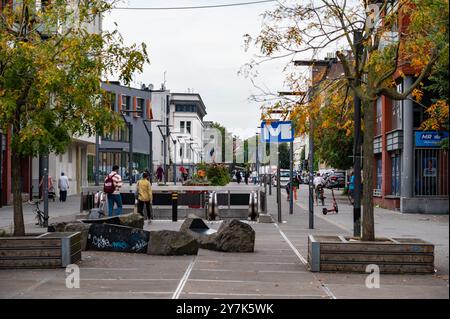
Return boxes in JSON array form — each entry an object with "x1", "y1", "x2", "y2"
[
  {"x1": 313, "y1": 173, "x2": 325, "y2": 188},
  {"x1": 58, "y1": 172, "x2": 69, "y2": 202}
]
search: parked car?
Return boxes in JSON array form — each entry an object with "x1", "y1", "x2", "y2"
[
  {"x1": 325, "y1": 171, "x2": 346, "y2": 188},
  {"x1": 272, "y1": 169, "x2": 291, "y2": 187}
]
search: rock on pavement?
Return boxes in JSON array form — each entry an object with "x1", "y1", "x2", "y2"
[
  {"x1": 147, "y1": 230, "x2": 199, "y2": 255},
  {"x1": 118, "y1": 213, "x2": 144, "y2": 229},
  {"x1": 215, "y1": 219, "x2": 255, "y2": 252}
]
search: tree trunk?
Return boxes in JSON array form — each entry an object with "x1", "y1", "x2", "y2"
[
  {"x1": 362, "y1": 98, "x2": 375, "y2": 241},
  {"x1": 11, "y1": 147, "x2": 25, "y2": 236}
]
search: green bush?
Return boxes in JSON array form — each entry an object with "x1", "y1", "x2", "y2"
[{"x1": 201, "y1": 163, "x2": 230, "y2": 186}]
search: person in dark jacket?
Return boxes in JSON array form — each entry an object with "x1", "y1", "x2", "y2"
[{"x1": 236, "y1": 171, "x2": 242, "y2": 184}]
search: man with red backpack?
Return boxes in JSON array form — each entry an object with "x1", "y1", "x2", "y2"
[{"x1": 104, "y1": 165, "x2": 123, "y2": 216}]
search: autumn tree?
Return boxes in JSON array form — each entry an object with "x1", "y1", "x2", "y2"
[
  {"x1": 0, "y1": 0, "x2": 149, "y2": 235},
  {"x1": 245, "y1": 0, "x2": 449, "y2": 240}
]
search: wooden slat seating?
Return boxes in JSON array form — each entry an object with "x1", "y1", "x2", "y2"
[{"x1": 0, "y1": 232, "x2": 82, "y2": 269}]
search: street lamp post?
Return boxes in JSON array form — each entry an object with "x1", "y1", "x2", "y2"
[
  {"x1": 143, "y1": 119, "x2": 162, "y2": 183},
  {"x1": 173, "y1": 138, "x2": 177, "y2": 185},
  {"x1": 95, "y1": 133, "x2": 100, "y2": 186},
  {"x1": 289, "y1": 140, "x2": 294, "y2": 215},
  {"x1": 120, "y1": 111, "x2": 134, "y2": 186},
  {"x1": 255, "y1": 132, "x2": 260, "y2": 185},
  {"x1": 42, "y1": 154, "x2": 49, "y2": 227},
  {"x1": 277, "y1": 144, "x2": 282, "y2": 223},
  {"x1": 157, "y1": 124, "x2": 173, "y2": 184}
]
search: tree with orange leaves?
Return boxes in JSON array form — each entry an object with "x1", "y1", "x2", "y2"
[{"x1": 245, "y1": 0, "x2": 448, "y2": 241}]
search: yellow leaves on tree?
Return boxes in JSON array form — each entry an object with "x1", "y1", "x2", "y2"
[
  {"x1": 420, "y1": 100, "x2": 449, "y2": 130},
  {"x1": 412, "y1": 88, "x2": 424, "y2": 103}
]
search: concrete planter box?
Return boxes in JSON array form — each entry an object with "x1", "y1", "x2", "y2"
[
  {"x1": 308, "y1": 235, "x2": 435, "y2": 274},
  {"x1": 0, "y1": 232, "x2": 82, "y2": 269}
]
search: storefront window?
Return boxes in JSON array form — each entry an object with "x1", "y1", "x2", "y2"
[
  {"x1": 102, "y1": 125, "x2": 129, "y2": 142},
  {"x1": 98, "y1": 152, "x2": 149, "y2": 182},
  {"x1": 391, "y1": 153, "x2": 401, "y2": 196},
  {"x1": 389, "y1": 81, "x2": 403, "y2": 130},
  {"x1": 376, "y1": 157, "x2": 382, "y2": 191},
  {"x1": 376, "y1": 98, "x2": 382, "y2": 135},
  {"x1": 415, "y1": 148, "x2": 448, "y2": 196}
]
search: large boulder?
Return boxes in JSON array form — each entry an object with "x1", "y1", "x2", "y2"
[
  {"x1": 147, "y1": 230, "x2": 199, "y2": 255},
  {"x1": 215, "y1": 219, "x2": 255, "y2": 252},
  {"x1": 179, "y1": 218, "x2": 218, "y2": 250},
  {"x1": 119, "y1": 213, "x2": 144, "y2": 229},
  {"x1": 64, "y1": 222, "x2": 92, "y2": 251}
]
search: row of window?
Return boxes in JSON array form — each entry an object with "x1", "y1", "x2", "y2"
[
  {"x1": 375, "y1": 149, "x2": 448, "y2": 197},
  {"x1": 375, "y1": 153, "x2": 403, "y2": 197},
  {"x1": 102, "y1": 126, "x2": 130, "y2": 142},
  {"x1": 375, "y1": 82, "x2": 403, "y2": 135},
  {"x1": 103, "y1": 92, "x2": 148, "y2": 117},
  {"x1": 95, "y1": 151, "x2": 150, "y2": 181}
]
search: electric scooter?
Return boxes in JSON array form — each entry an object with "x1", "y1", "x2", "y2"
[{"x1": 322, "y1": 187, "x2": 338, "y2": 215}]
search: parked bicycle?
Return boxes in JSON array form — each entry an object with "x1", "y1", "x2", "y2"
[{"x1": 29, "y1": 199, "x2": 48, "y2": 227}]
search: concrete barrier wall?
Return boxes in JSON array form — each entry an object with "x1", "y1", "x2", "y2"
[{"x1": 401, "y1": 197, "x2": 449, "y2": 214}]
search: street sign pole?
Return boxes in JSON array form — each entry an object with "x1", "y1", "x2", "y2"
[
  {"x1": 43, "y1": 154, "x2": 49, "y2": 227},
  {"x1": 289, "y1": 140, "x2": 294, "y2": 215},
  {"x1": 277, "y1": 143, "x2": 282, "y2": 223},
  {"x1": 308, "y1": 121, "x2": 314, "y2": 229},
  {"x1": 261, "y1": 120, "x2": 293, "y2": 224}
]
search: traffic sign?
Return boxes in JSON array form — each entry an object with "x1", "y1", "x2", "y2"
[{"x1": 261, "y1": 121, "x2": 294, "y2": 143}]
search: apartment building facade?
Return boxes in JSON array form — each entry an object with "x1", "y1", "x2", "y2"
[{"x1": 168, "y1": 93, "x2": 207, "y2": 179}]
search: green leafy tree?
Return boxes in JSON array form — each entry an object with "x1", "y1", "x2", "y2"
[{"x1": 0, "y1": 0, "x2": 149, "y2": 235}]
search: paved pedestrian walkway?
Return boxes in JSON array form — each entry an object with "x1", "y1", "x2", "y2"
[
  {"x1": 0, "y1": 186, "x2": 448, "y2": 299},
  {"x1": 0, "y1": 195, "x2": 81, "y2": 233}
]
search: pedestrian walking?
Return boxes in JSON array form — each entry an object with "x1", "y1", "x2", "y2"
[
  {"x1": 156, "y1": 165, "x2": 164, "y2": 183},
  {"x1": 291, "y1": 174, "x2": 300, "y2": 201},
  {"x1": 103, "y1": 165, "x2": 123, "y2": 216},
  {"x1": 136, "y1": 172, "x2": 152, "y2": 221},
  {"x1": 348, "y1": 172, "x2": 355, "y2": 202},
  {"x1": 285, "y1": 181, "x2": 291, "y2": 201},
  {"x1": 58, "y1": 172, "x2": 69, "y2": 202},
  {"x1": 236, "y1": 171, "x2": 242, "y2": 184},
  {"x1": 251, "y1": 171, "x2": 258, "y2": 184},
  {"x1": 244, "y1": 171, "x2": 250, "y2": 185}
]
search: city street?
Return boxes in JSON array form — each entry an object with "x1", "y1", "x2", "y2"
[
  {"x1": 0, "y1": 0, "x2": 448, "y2": 306},
  {"x1": 0, "y1": 184, "x2": 448, "y2": 299}
]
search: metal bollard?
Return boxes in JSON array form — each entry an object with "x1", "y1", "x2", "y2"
[
  {"x1": 248, "y1": 191, "x2": 258, "y2": 221},
  {"x1": 171, "y1": 192, "x2": 178, "y2": 222},
  {"x1": 208, "y1": 191, "x2": 218, "y2": 220}
]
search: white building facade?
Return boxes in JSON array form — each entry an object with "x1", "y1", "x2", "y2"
[{"x1": 168, "y1": 93, "x2": 207, "y2": 179}]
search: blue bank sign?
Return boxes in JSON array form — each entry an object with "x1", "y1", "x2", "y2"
[
  {"x1": 261, "y1": 121, "x2": 294, "y2": 143},
  {"x1": 415, "y1": 131, "x2": 448, "y2": 147}
]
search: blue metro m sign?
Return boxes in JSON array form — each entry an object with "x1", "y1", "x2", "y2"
[{"x1": 261, "y1": 121, "x2": 294, "y2": 143}]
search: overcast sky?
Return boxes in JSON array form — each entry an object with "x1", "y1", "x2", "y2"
[{"x1": 103, "y1": 0, "x2": 290, "y2": 139}]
